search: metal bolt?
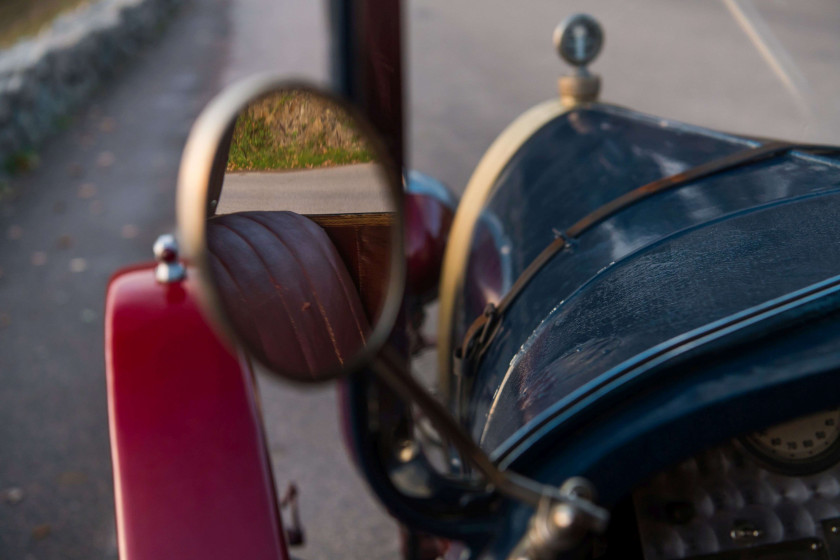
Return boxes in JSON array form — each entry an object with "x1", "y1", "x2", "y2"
[
  {"x1": 730, "y1": 521, "x2": 764, "y2": 542},
  {"x1": 396, "y1": 440, "x2": 418, "y2": 463},
  {"x1": 551, "y1": 503, "x2": 575, "y2": 530}
]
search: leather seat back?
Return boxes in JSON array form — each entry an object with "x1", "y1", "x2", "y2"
[{"x1": 206, "y1": 211, "x2": 370, "y2": 379}]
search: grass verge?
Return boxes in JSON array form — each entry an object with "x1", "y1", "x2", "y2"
[
  {"x1": 226, "y1": 91, "x2": 375, "y2": 172},
  {"x1": 0, "y1": 0, "x2": 92, "y2": 48}
]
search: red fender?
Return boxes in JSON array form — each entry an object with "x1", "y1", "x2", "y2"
[{"x1": 105, "y1": 264, "x2": 288, "y2": 560}]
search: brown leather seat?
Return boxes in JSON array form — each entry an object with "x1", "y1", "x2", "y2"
[{"x1": 206, "y1": 211, "x2": 370, "y2": 380}]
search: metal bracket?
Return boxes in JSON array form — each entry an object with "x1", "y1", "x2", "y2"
[{"x1": 507, "y1": 478, "x2": 608, "y2": 560}]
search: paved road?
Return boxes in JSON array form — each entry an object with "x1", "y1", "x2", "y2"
[
  {"x1": 408, "y1": 0, "x2": 840, "y2": 192},
  {"x1": 0, "y1": 1, "x2": 232, "y2": 557},
  {"x1": 2, "y1": 0, "x2": 840, "y2": 559},
  {"x1": 218, "y1": 165, "x2": 393, "y2": 215}
]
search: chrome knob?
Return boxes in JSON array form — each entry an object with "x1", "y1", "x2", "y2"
[{"x1": 153, "y1": 234, "x2": 186, "y2": 284}]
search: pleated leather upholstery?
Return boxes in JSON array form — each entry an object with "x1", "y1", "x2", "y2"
[{"x1": 206, "y1": 211, "x2": 370, "y2": 380}]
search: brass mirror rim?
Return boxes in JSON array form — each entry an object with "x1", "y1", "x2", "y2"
[{"x1": 177, "y1": 74, "x2": 405, "y2": 383}]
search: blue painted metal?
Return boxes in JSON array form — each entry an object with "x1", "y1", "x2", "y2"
[
  {"x1": 483, "y1": 298, "x2": 840, "y2": 558},
  {"x1": 459, "y1": 104, "x2": 840, "y2": 453},
  {"x1": 451, "y1": 103, "x2": 840, "y2": 557}
]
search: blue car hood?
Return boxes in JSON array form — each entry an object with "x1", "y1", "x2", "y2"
[{"x1": 460, "y1": 105, "x2": 840, "y2": 455}]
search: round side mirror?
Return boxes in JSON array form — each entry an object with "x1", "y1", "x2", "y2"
[{"x1": 177, "y1": 77, "x2": 404, "y2": 382}]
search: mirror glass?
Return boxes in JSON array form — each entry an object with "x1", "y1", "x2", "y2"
[{"x1": 203, "y1": 87, "x2": 398, "y2": 382}]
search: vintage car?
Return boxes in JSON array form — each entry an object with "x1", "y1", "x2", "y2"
[{"x1": 105, "y1": 3, "x2": 840, "y2": 560}]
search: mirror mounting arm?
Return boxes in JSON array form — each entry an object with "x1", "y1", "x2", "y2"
[
  {"x1": 342, "y1": 365, "x2": 501, "y2": 543},
  {"x1": 350, "y1": 346, "x2": 610, "y2": 547},
  {"x1": 375, "y1": 347, "x2": 602, "y2": 508}
]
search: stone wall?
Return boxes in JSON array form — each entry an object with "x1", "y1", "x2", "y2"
[{"x1": 0, "y1": 0, "x2": 182, "y2": 175}]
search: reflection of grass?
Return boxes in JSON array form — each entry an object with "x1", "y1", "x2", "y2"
[
  {"x1": 0, "y1": 0, "x2": 90, "y2": 48},
  {"x1": 226, "y1": 91, "x2": 375, "y2": 171}
]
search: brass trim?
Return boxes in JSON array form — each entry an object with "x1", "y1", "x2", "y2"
[
  {"x1": 177, "y1": 75, "x2": 405, "y2": 383},
  {"x1": 558, "y1": 74, "x2": 601, "y2": 108},
  {"x1": 436, "y1": 98, "x2": 569, "y2": 399}
]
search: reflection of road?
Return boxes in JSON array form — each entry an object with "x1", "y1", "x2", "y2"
[{"x1": 218, "y1": 163, "x2": 391, "y2": 215}]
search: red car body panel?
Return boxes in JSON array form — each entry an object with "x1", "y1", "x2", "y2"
[
  {"x1": 405, "y1": 192, "x2": 454, "y2": 302},
  {"x1": 105, "y1": 264, "x2": 288, "y2": 560}
]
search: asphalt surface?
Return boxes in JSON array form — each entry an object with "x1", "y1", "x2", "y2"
[
  {"x1": 218, "y1": 165, "x2": 393, "y2": 215},
  {"x1": 0, "y1": 1, "x2": 232, "y2": 557},
  {"x1": 2, "y1": 0, "x2": 840, "y2": 559},
  {"x1": 408, "y1": 0, "x2": 840, "y2": 191}
]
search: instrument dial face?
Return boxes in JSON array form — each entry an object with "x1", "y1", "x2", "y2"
[
  {"x1": 553, "y1": 14, "x2": 604, "y2": 68},
  {"x1": 741, "y1": 408, "x2": 840, "y2": 475}
]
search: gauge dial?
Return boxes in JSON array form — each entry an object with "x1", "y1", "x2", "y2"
[
  {"x1": 741, "y1": 408, "x2": 840, "y2": 475},
  {"x1": 553, "y1": 14, "x2": 604, "y2": 68}
]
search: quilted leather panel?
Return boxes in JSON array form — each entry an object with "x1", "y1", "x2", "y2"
[{"x1": 635, "y1": 442, "x2": 840, "y2": 559}]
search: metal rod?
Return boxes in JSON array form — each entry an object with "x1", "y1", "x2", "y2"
[{"x1": 374, "y1": 346, "x2": 547, "y2": 507}]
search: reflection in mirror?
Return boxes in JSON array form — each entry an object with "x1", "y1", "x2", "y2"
[{"x1": 203, "y1": 88, "x2": 397, "y2": 382}]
